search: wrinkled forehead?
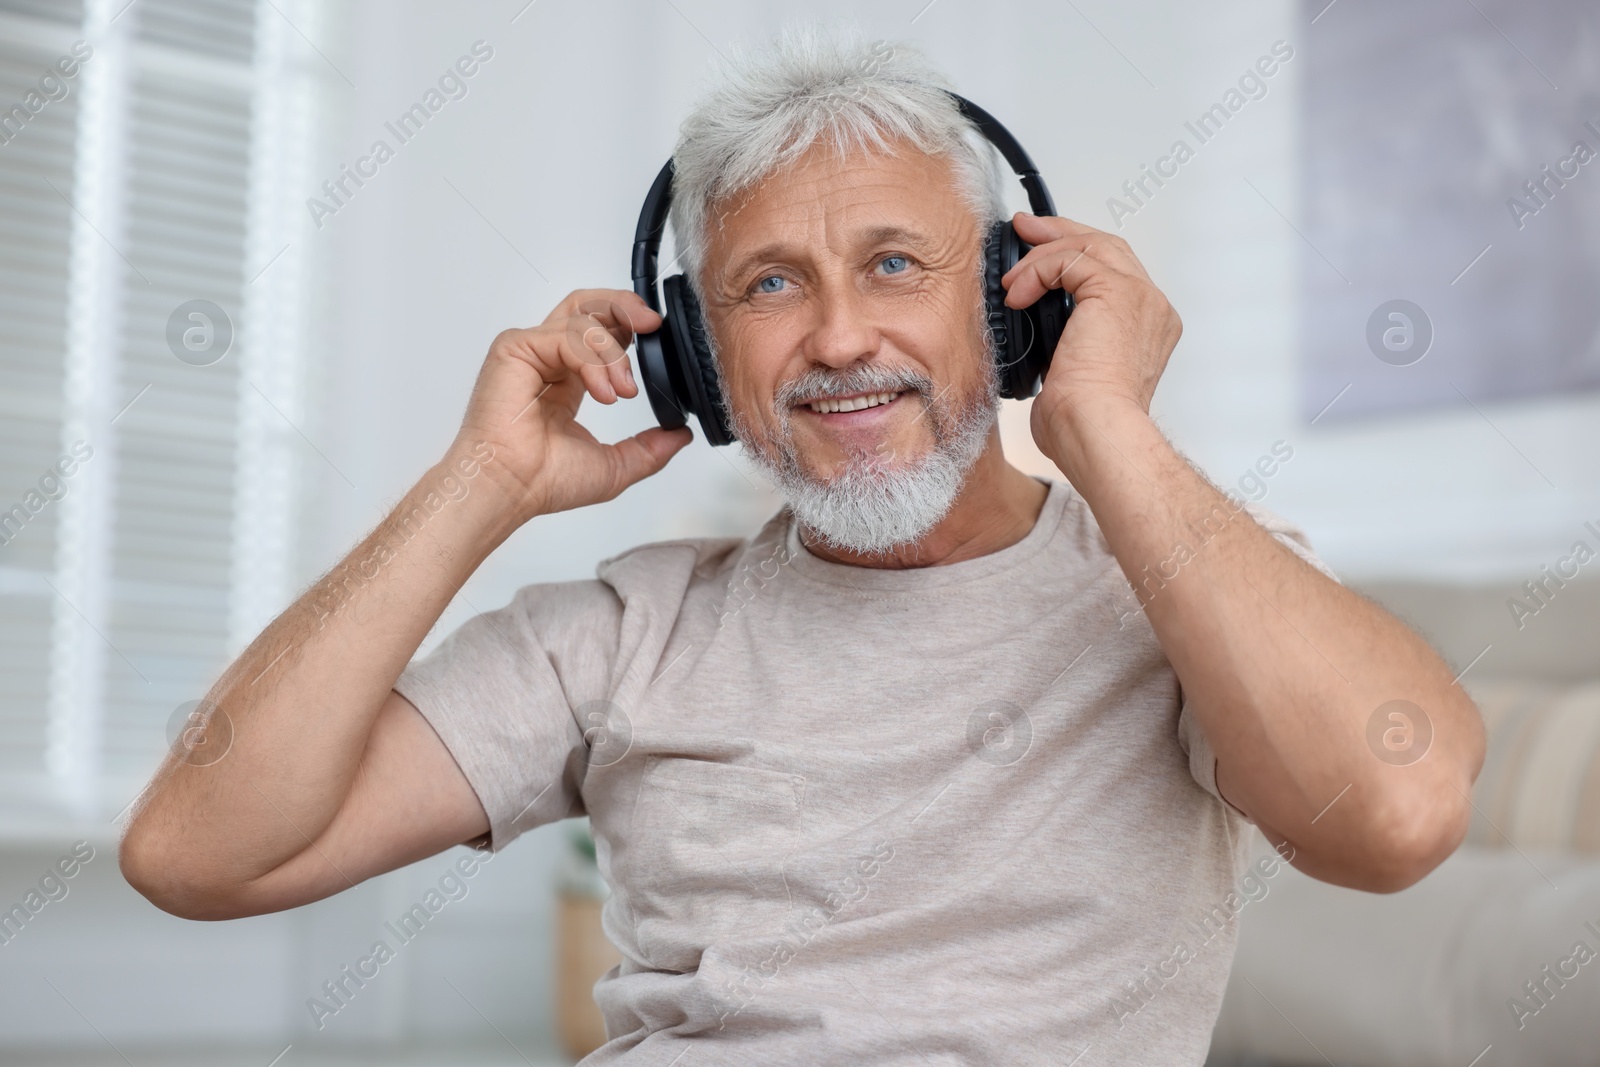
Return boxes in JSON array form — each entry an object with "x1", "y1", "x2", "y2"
[{"x1": 703, "y1": 139, "x2": 976, "y2": 287}]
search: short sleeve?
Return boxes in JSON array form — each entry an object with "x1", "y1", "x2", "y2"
[
  {"x1": 394, "y1": 579, "x2": 624, "y2": 853},
  {"x1": 1176, "y1": 502, "x2": 1340, "y2": 818}
]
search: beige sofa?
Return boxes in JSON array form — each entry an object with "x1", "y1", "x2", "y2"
[{"x1": 1208, "y1": 577, "x2": 1600, "y2": 1066}]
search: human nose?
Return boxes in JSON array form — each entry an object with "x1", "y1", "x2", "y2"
[{"x1": 802, "y1": 274, "x2": 880, "y2": 369}]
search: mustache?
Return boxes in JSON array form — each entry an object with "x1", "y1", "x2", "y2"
[{"x1": 774, "y1": 364, "x2": 935, "y2": 408}]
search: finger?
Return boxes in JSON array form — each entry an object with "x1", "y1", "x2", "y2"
[
  {"x1": 562, "y1": 312, "x2": 638, "y2": 400},
  {"x1": 572, "y1": 296, "x2": 656, "y2": 366},
  {"x1": 1009, "y1": 213, "x2": 1152, "y2": 282},
  {"x1": 572, "y1": 298, "x2": 634, "y2": 353},
  {"x1": 1004, "y1": 227, "x2": 1150, "y2": 287},
  {"x1": 491, "y1": 326, "x2": 619, "y2": 406},
  {"x1": 577, "y1": 293, "x2": 662, "y2": 344},
  {"x1": 1011, "y1": 211, "x2": 1115, "y2": 243},
  {"x1": 511, "y1": 369, "x2": 584, "y2": 429},
  {"x1": 596, "y1": 298, "x2": 650, "y2": 399},
  {"x1": 1001, "y1": 245, "x2": 1128, "y2": 310},
  {"x1": 544, "y1": 289, "x2": 621, "y2": 325},
  {"x1": 559, "y1": 328, "x2": 623, "y2": 404},
  {"x1": 598, "y1": 425, "x2": 694, "y2": 500},
  {"x1": 576, "y1": 294, "x2": 656, "y2": 348},
  {"x1": 546, "y1": 289, "x2": 661, "y2": 334}
]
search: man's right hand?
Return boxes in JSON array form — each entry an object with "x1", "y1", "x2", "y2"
[
  {"x1": 119, "y1": 287, "x2": 695, "y2": 921},
  {"x1": 455, "y1": 288, "x2": 695, "y2": 523}
]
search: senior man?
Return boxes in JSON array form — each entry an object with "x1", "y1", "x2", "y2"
[{"x1": 122, "y1": 26, "x2": 1483, "y2": 1066}]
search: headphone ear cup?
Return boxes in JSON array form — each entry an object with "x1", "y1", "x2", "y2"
[
  {"x1": 662, "y1": 274, "x2": 736, "y2": 446},
  {"x1": 972, "y1": 219, "x2": 1011, "y2": 395},
  {"x1": 635, "y1": 303, "x2": 689, "y2": 432},
  {"x1": 985, "y1": 220, "x2": 1036, "y2": 399},
  {"x1": 986, "y1": 220, "x2": 1071, "y2": 400}
]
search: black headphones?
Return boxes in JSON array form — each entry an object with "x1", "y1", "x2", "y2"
[{"x1": 630, "y1": 92, "x2": 1072, "y2": 447}]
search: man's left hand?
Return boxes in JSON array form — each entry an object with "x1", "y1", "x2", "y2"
[{"x1": 1000, "y1": 212, "x2": 1182, "y2": 457}]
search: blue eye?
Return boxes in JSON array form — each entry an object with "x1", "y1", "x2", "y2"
[
  {"x1": 880, "y1": 255, "x2": 909, "y2": 274},
  {"x1": 757, "y1": 275, "x2": 787, "y2": 293}
]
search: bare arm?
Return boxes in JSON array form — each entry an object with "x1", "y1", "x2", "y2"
[
  {"x1": 1045, "y1": 401, "x2": 1482, "y2": 891},
  {"x1": 185, "y1": 690, "x2": 491, "y2": 920},
  {"x1": 1005, "y1": 213, "x2": 1486, "y2": 893},
  {"x1": 119, "y1": 289, "x2": 692, "y2": 920}
]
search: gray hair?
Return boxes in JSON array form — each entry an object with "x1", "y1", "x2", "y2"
[{"x1": 666, "y1": 22, "x2": 1010, "y2": 309}]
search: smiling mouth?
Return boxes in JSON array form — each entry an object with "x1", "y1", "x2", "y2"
[{"x1": 799, "y1": 390, "x2": 906, "y2": 415}]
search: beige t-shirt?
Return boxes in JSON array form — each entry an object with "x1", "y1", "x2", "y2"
[{"x1": 395, "y1": 477, "x2": 1336, "y2": 1065}]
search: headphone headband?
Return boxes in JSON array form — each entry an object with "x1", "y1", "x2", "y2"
[
  {"x1": 947, "y1": 94, "x2": 1056, "y2": 217},
  {"x1": 631, "y1": 158, "x2": 676, "y2": 314}
]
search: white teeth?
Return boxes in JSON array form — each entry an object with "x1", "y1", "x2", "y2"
[{"x1": 807, "y1": 391, "x2": 900, "y2": 414}]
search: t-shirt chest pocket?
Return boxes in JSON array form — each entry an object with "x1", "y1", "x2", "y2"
[{"x1": 618, "y1": 756, "x2": 809, "y2": 971}]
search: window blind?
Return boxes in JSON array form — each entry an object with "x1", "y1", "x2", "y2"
[
  {"x1": 0, "y1": 32, "x2": 77, "y2": 791},
  {"x1": 0, "y1": 0, "x2": 313, "y2": 824}
]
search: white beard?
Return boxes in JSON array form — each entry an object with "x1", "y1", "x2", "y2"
[{"x1": 728, "y1": 357, "x2": 1000, "y2": 558}]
